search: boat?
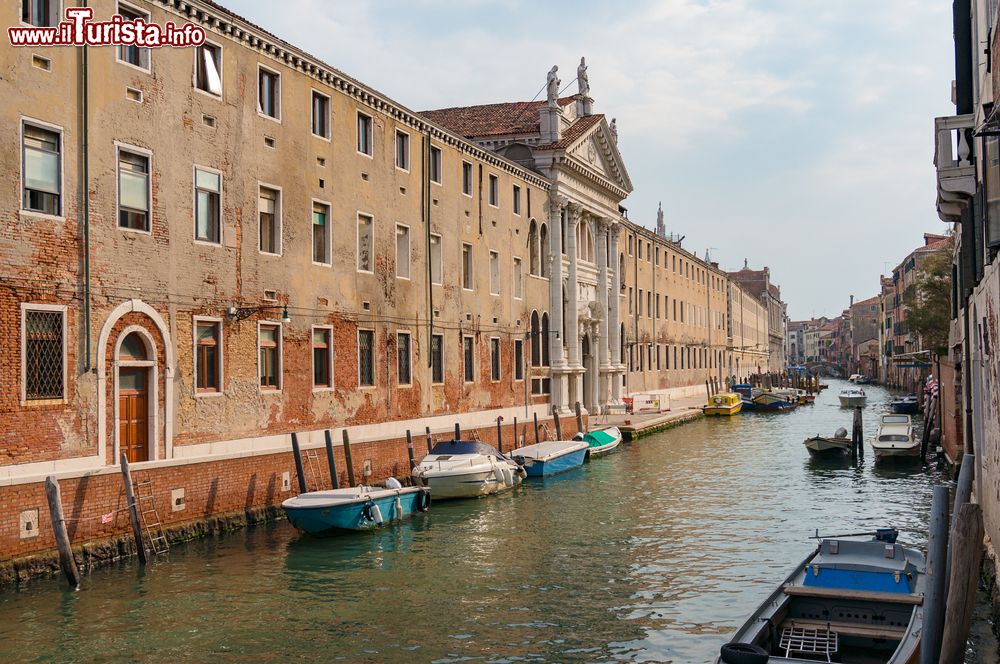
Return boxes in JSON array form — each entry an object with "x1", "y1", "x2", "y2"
[
  {"x1": 574, "y1": 426, "x2": 623, "y2": 458},
  {"x1": 281, "y1": 481, "x2": 430, "y2": 535},
  {"x1": 839, "y1": 387, "x2": 868, "y2": 408},
  {"x1": 717, "y1": 528, "x2": 924, "y2": 664},
  {"x1": 732, "y1": 383, "x2": 758, "y2": 412},
  {"x1": 703, "y1": 392, "x2": 743, "y2": 416},
  {"x1": 412, "y1": 440, "x2": 525, "y2": 499},
  {"x1": 752, "y1": 391, "x2": 796, "y2": 412},
  {"x1": 512, "y1": 440, "x2": 588, "y2": 477},
  {"x1": 871, "y1": 414, "x2": 920, "y2": 461},
  {"x1": 890, "y1": 395, "x2": 921, "y2": 415},
  {"x1": 803, "y1": 427, "x2": 853, "y2": 457}
]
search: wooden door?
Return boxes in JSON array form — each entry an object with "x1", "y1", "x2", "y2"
[{"x1": 119, "y1": 368, "x2": 149, "y2": 463}]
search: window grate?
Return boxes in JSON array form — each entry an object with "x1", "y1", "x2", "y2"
[
  {"x1": 25, "y1": 310, "x2": 63, "y2": 400},
  {"x1": 359, "y1": 330, "x2": 375, "y2": 386}
]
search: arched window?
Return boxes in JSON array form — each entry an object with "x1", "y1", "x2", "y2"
[
  {"x1": 120, "y1": 332, "x2": 148, "y2": 360},
  {"x1": 541, "y1": 313, "x2": 550, "y2": 366},
  {"x1": 539, "y1": 223, "x2": 549, "y2": 278},
  {"x1": 530, "y1": 311, "x2": 540, "y2": 367},
  {"x1": 586, "y1": 223, "x2": 595, "y2": 263},
  {"x1": 528, "y1": 220, "x2": 539, "y2": 276},
  {"x1": 619, "y1": 254, "x2": 626, "y2": 285}
]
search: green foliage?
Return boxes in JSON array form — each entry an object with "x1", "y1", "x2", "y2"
[{"x1": 902, "y1": 240, "x2": 953, "y2": 356}]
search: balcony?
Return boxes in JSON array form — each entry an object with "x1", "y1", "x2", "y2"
[{"x1": 935, "y1": 114, "x2": 975, "y2": 223}]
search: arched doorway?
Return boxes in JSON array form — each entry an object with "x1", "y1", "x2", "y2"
[{"x1": 116, "y1": 329, "x2": 156, "y2": 463}]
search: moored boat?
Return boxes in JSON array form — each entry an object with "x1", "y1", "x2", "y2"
[
  {"x1": 839, "y1": 387, "x2": 868, "y2": 408},
  {"x1": 871, "y1": 414, "x2": 920, "y2": 461},
  {"x1": 575, "y1": 426, "x2": 622, "y2": 458},
  {"x1": 412, "y1": 440, "x2": 525, "y2": 499},
  {"x1": 282, "y1": 482, "x2": 430, "y2": 535},
  {"x1": 513, "y1": 440, "x2": 588, "y2": 477},
  {"x1": 890, "y1": 395, "x2": 921, "y2": 415},
  {"x1": 803, "y1": 427, "x2": 852, "y2": 457},
  {"x1": 732, "y1": 383, "x2": 758, "y2": 412},
  {"x1": 753, "y1": 391, "x2": 796, "y2": 412},
  {"x1": 703, "y1": 392, "x2": 743, "y2": 416},
  {"x1": 717, "y1": 528, "x2": 924, "y2": 664}
]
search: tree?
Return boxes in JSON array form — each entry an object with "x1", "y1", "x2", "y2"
[{"x1": 902, "y1": 239, "x2": 953, "y2": 356}]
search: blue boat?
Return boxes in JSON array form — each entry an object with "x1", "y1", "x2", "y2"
[
  {"x1": 281, "y1": 484, "x2": 430, "y2": 535},
  {"x1": 732, "y1": 383, "x2": 757, "y2": 412},
  {"x1": 890, "y1": 395, "x2": 921, "y2": 415},
  {"x1": 513, "y1": 440, "x2": 588, "y2": 477}
]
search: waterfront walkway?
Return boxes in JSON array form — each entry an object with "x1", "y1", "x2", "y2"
[{"x1": 597, "y1": 393, "x2": 707, "y2": 440}]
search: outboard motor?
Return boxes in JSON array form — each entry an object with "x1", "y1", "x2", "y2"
[
  {"x1": 834, "y1": 427, "x2": 848, "y2": 439},
  {"x1": 385, "y1": 476, "x2": 403, "y2": 490},
  {"x1": 875, "y1": 528, "x2": 899, "y2": 544}
]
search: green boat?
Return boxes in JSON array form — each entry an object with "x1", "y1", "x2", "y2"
[{"x1": 575, "y1": 426, "x2": 622, "y2": 459}]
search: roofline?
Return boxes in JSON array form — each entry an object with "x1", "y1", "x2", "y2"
[{"x1": 159, "y1": 0, "x2": 552, "y2": 190}]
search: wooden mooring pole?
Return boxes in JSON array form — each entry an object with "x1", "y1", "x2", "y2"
[
  {"x1": 454, "y1": 423, "x2": 461, "y2": 440},
  {"x1": 921, "y1": 485, "x2": 950, "y2": 664},
  {"x1": 290, "y1": 432, "x2": 307, "y2": 494},
  {"x1": 552, "y1": 407, "x2": 562, "y2": 440},
  {"x1": 945, "y1": 454, "x2": 975, "y2": 598},
  {"x1": 425, "y1": 426, "x2": 433, "y2": 454},
  {"x1": 496, "y1": 418, "x2": 503, "y2": 453},
  {"x1": 575, "y1": 401, "x2": 584, "y2": 434},
  {"x1": 851, "y1": 406, "x2": 864, "y2": 460},
  {"x1": 513, "y1": 417, "x2": 519, "y2": 448},
  {"x1": 939, "y1": 502, "x2": 984, "y2": 664},
  {"x1": 324, "y1": 430, "x2": 339, "y2": 490},
  {"x1": 920, "y1": 394, "x2": 937, "y2": 463},
  {"x1": 44, "y1": 475, "x2": 80, "y2": 590},
  {"x1": 119, "y1": 454, "x2": 147, "y2": 566},
  {"x1": 533, "y1": 412, "x2": 540, "y2": 444},
  {"x1": 405, "y1": 429, "x2": 416, "y2": 470},
  {"x1": 341, "y1": 430, "x2": 356, "y2": 487}
]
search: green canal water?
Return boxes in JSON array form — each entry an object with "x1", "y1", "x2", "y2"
[{"x1": 0, "y1": 380, "x2": 980, "y2": 662}]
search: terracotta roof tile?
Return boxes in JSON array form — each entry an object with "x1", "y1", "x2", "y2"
[{"x1": 421, "y1": 98, "x2": 575, "y2": 138}]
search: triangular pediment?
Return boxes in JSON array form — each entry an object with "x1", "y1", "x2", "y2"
[{"x1": 563, "y1": 118, "x2": 633, "y2": 195}]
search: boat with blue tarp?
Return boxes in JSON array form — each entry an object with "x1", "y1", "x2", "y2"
[
  {"x1": 281, "y1": 481, "x2": 430, "y2": 535},
  {"x1": 717, "y1": 528, "x2": 924, "y2": 663},
  {"x1": 513, "y1": 440, "x2": 588, "y2": 477}
]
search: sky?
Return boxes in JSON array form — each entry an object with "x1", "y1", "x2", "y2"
[{"x1": 235, "y1": 0, "x2": 956, "y2": 320}]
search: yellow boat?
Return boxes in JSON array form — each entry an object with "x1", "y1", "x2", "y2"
[{"x1": 703, "y1": 392, "x2": 743, "y2": 416}]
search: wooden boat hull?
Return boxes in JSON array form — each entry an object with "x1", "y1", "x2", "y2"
[
  {"x1": 803, "y1": 436, "x2": 853, "y2": 457},
  {"x1": 514, "y1": 441, "x2": 588, "y2": 477}
]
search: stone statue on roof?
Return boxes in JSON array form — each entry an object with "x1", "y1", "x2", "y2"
[
  {"x1": 609, "y1": 117, "x2": 618, "y2": 142},
  {"x1": 577, "y1": 57, "x2": 590, "y2": 96},
  {"x1": 546, "y1": 65, "x2": 560, "y2": 107}
]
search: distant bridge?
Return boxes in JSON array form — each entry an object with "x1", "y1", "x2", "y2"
[{"x1": 805, "y1": 361, "x2": 847, "y2": 378}]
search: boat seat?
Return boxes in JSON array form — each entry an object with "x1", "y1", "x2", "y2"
[
  {"x1": 783, "y1": 584, "x2": 922, "y2": 605},
  {"x1": 786, "y1": 618, "x2": 907, "y2": 641}
]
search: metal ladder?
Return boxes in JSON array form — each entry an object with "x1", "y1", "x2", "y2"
[
  {"x1": 302, "y1": 449, "x2": 322, "y2": 492},
  {"x1": 133, "y1": 474, "x2": 169, "y2": 555}
]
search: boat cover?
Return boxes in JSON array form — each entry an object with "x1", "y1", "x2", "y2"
[
  {"x1": 583, "y1": 429, "x2": 617, "y2": 447},
  {"x1": 428, "y1": 440, "x2": 506, "y2": 459},
  {"x1": 803, "y1": 539, "x2": 917, "y2": 594}
]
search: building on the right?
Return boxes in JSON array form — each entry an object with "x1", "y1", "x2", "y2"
[
  {"x1": 727, "y1": 261, "x2": 787, "y2": 372},
  {"x1": 935, "y1": 0, "x2": 1000, "y2": 589}
]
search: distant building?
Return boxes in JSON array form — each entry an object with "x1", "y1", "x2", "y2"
[{"x1": 727, "y1": 262, "x2": 787, "y2": 371}]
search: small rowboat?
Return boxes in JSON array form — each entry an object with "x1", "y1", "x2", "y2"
[
  {"x1": 575, "y1": 426, "x2": 622, "y2": 458},
  {"x1": 282, "y1": 482, "x2": 430, "y2": 535},
  {"x1": 513, "y1": 440, "x2": 588, "y2": 477},
  {"x1": 717, "y1": 528, "x2": 924, "y2": 663},
  {"x1": 703, "y1": 392, "x2": 743, "y2": 416},
  {"x1": 804, "y1": 427, "x2": 852, "y2": 457}
]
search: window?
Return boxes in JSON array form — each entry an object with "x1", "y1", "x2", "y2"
[
  {"x1": 195, "y1": 320, "x2": 221, "y2": 393},
  {"x1": 462, "y1": 161, "x2": 473, "y2": 196},
  {"x1": 431, "y1": 334, "x2": 444, "y2": 384},
  {"x1": 258, "y1": 67, "x2": 280, "y2": 119},
  {"x1": 541, "y1": 313, "x2": 550, "y2": 366},
  {"x1": 258, "y1": 185, "x2": 280, "y2": 254},
  {"x1": 118, "y1": 148, "x2": 150, "y2": 231},
  {"x1": 395, "y1": 130, "x2": 410, "y2": 170},
  {"x1": 195, "y1": 42, "x2": 223, "y2": 96},
  {"x1": 312, "y1": 201, "x2": 330, "y2": 264},
  {"x1": 430, "y1": 233, "x2": 443, "y2": 284},
  {"x1": 358, "y1": 329, "x2": 375, "y2": 386},
  {"x1": 462, "y1": 243, "x2": 473, "y2": 290},
  {"x1": 488, "y1": 174, "x2": 499, "y2": 207},
  {"x1": 513, "y1": 185, "x2": 521, "y2": 215},
  {"x1": 357, "y1": 214, "x2": 373, "y2": 272},
  {"x1": 430, "y1": 146, "x2": 442, "y2": 184},
  {"x1": 530, "y1": 311, "x2": 541, "y2": 367},
  {"x1": 463, "y1": 336, "x2": 475, "y2": 382},
  {"x1": 258, "y1": 324, "x2": 280, "y2": 389},
  {"x1": 21, "y1": 122, "x2": 61, "y2": 216},
  {"x1": 396, "y1": 224, "x2": 410, "y2": 279},
  {"x1": 513, "y1": 257, "x2": 523, "y2": 299},
  {"x1": 308, "y1": 327, "x2": 333, "y2": 389},
  {"x1": 628, "y1": 235, "x2": 634, "y2": 256},
  {"x1": 539, "y1": 224, "x2": 549, "y2": 278},
  {"x1": 638, "y1": 289, "x2": 643, "y2": 317},
  {"x1": 397, "y1": 332, "x2": 412, "y2": 385},
  {"x1": 22, "y1": 0, "x2": 59, "y2": 26},
  {"x1": 117, "y1": 4, "x2": 150, "y2": 70},
  {"x1": 489, "y1": 250, "x2": 500, "y2": 295},
  {"x1": 528, "y1": 221, "x2": 540, "y2": 276},
  {"x1": 311, "y1": 91, "x2": 329, "y2": 138},
  {"x1": 514, "y1": 339, "x2": 524, "y2": 380},
  {"x1": 357, "y1": 112, "x2": 373, "y2": 156},
  {"x1": 490, "y1": 337, "x2": 501, "y2": 381},
  {"x1": 194, "y1": 167, "x2": 221, "y2": 244},
  {"x1": 23, "y1": 306, "x2": 64, "y2": 401}
]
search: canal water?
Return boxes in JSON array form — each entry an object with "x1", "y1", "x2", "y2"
[{"x1": 0, "y1": 380, "x2": 976, "y2": 663}]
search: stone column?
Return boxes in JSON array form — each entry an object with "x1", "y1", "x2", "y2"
[
  {"x1": 608, "y1": 221, "x2": 622, "y2": 402},
  {"x1": 547, "y1": 194, "x2": 568, "y2": 412},
  {"x1": 595, "y1": 217, "x2": 610, "y2": 410},
  {"x1": 566, "y1": 203, "x2": 582, "y2": 370}
]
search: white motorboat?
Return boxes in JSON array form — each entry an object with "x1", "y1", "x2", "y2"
[
  {"x1": 838, "y1": 387, "x2": 868, "y2": 408},
  {"x1": 412, "y1": 439, "x2": 525, "y2": 499},
  {"x1": 871, "y1": 414, "x2": 920, "y2": 460}
]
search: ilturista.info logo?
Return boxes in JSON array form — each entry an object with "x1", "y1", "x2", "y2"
[{"x1": 9, "y1": 7, "x2": 205, "y2": 47}]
